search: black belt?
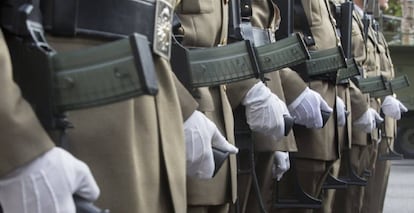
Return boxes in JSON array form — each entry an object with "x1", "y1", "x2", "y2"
[
  {"x1": 0, "y1": 0, "x2": 172, "y2": 59},
  {"x1": 42, "y1": 0, "x2": 173, "y2": 59},
  {"x1": 42, "y1": 0, "x2": 156, "y2": 40}
]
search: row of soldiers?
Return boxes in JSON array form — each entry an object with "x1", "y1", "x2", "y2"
[{"x1": 0, "y1": 0, "x2": 408, "y2": 212}]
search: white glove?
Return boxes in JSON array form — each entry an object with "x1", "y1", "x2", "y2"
[
  {"x1": 0, "y1": 147, "x2": 99, "y2": 213},
  {"x1": 336, "y1": 96, "x2": 346, "y2": 127},
  {"x1": 272, "y1": 151, "x2": 290, "y2": 181},
  {"x1": 184, "y1": 110, "x2": 238, "y2": 179},
  {"x1": 381, "y1": 95, "x2": 408, "y2": 120},
  {"x1": 288, "y1": 87, "x2": 333, "y2": 128},
  {"x1": 353, "y1": 108, "x2": 384, "y2": 133},
  {"x1": 242, "y1": 81, "x2": 290, "y2": 141}
]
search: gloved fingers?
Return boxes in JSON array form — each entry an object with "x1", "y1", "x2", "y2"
[
  {"x1": 309, "y1": 108, "x2": 323, "y2": 128},
  {"x1": 0, "y1": 148, "x2": 82, "y2": 213},
  {"x1": 245, "y1": 93, "x2": 286, "y2": 141},
  {"x1": 399, "y1": 101, "x2": 408, "y2": 113},
  {"x1": 272, "y1": 162, "x2": 289, "y2": 181},
  {"x1": 185, "y1": 127, "x2": 215, "y2": 179},
  {"x1": 311, "y1": 93, "x2": 332, "y2": 128},
  {"x1": 272, "y1": 151, "x2": 289, "y2": 181},
  {"x1": 285, "y1": 152, "x2": 291, "y2": 170},
  {"x1": 69, "y1": 162, "x2": 100, "y2": 202},
  {"x1": 211, "y1": 128, "x2": 238, "y2": 154},
  {"x1": 272, "y1": 164, "x2": 284, "y2": 181},
  {"x1": 318, "y1": 95, "x2": 333, "y2": 114},
  {"x1": 336, "y1": 97, "x2": 346, "y2": 127},
  {"x1": 184, "y1": 110, "x2": 221, "y2": 179},
  {"x1": 57, "y1": 148, "x2": 100, "y2": 202}
]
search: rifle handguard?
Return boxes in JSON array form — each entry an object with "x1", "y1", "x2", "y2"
[
  {"x1": 283, "y1": 115, "x2": 295, "y2": 136},
  {"x1": 74, "y1": 195, "x2": 110, "y2": 213}
]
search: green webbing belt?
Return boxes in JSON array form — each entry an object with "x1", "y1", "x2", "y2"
[
  {"x1": 390, "y1": 75, "x2": 410, "y2": 91},
  {"x1": 293, "y1": 46, "x2": 346, "y2": 82},
  {"x1": 256, "y1": 33, "x2": 310, "y2": 72},
  {"x1": 306, "y1": 47, "x2": 346, "y2": 76},
  {"x1": 54, "y1": 34, "x2": 158, "y2": 111},
  {"x1": 354, "y1": 76, "x2": 386, "y2": 94},
  {"x1": 370, "y1": 75, "x2": 410, "y2": 98},
  {"x1": 171, "y1": 40, "x2": 260, "y2": 88},
  {"x1": 337, "y1": 58, "x2": 361, "y2": 83},
  {"x1": 171, "y1": 34, "x2": 309, "y2": 88}
]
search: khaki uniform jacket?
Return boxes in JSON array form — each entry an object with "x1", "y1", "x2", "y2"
[
  {"x1": 289, "y1": 0, "x2": 339, "y2": 161},
  {"x1": 176, "y1": 0, "x2": 240, "y2": 205}
]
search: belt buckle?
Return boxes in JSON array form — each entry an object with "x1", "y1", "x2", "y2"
[{"x1": 153, "y1": 0, "x2": 173, "y2": 60}]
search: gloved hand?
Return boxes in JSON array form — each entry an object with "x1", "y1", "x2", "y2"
[
  {"x1": 288, "y1": 87, "x2": 333, "y2": 128},
  {"x1": 0, "y1": 147, "x2": 99, "y2": 213},
  {"x1": 272, "y1": 151, "x2": 290, "y2": 181},
  {"x1": 242, "y1": 81, "x2": 290, "y2": 141},
  {"x1": 184, "y1": 110, "x2": 238, "y2": 179},
  {"x1": 353, "y1": 108, "x2": 384, "y2": 133},
  {"x1": 336, "y1": 96, "x2": 346, "y2": 127},
  {"x1": 381, "y1": 95, "x2": 408, "y2": 120}
]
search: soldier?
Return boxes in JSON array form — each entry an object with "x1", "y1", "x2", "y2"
[
  {"x1": 332, "y1": 0, "x2": 385, "y2": 211},
  {"x1": 362, "y1": 1, "x2": 408, "y2": 212},
  {"x1": 224, "y1": 0, "x2": 334, "y2": 211},
  {"x1": 0, "y1": 0, "x2": 238, "y2": 212},
  {"x1": 269, "y1": 2, "x2": 345, "y2": 212}
]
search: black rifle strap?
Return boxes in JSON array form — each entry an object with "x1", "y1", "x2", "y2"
[
  {"x1": 294, "y1": 0, "x2": 315, "y2": 46},
  {"x1": 274, "y1": 0, "x2": 294, "y2": 40}
]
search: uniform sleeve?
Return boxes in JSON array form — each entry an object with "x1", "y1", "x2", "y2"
[
  {"x1": 349, "y1": 81, "x2": 368, "y2": 121},
  {"x1": 172, "y1": 74, "x2": 199, "y2": 121},
  {"x1": 279, "y1": 68, "x2": 308, "y2": 105},
  {"x1": 226, "y1": 78, "x2": 260, "y2": 109},
  {"x1": 0, "y1": 30, "x2": 54, "y2": 177}
]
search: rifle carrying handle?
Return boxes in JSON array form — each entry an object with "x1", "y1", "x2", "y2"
[{"x1": 74, "y1": 195, "x2": 110, "y2": 213}]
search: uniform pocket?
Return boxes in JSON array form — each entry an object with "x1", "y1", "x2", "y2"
[{"x1": 179, "y1": 0, "x2": 214, "y2": 14}]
